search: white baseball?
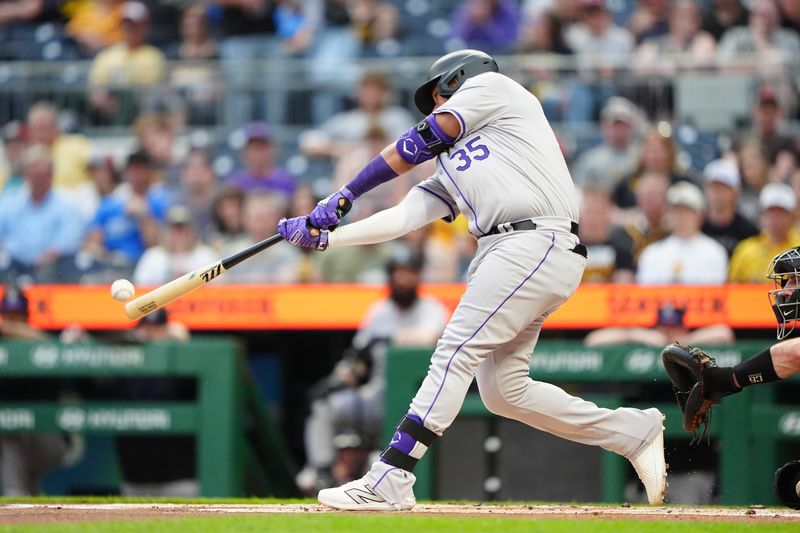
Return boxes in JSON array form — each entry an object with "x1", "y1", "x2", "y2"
[{"x1": 110, "y1": 279, "x2": 135, "y2": 302}]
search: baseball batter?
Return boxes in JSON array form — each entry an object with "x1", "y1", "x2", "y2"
[{"x1": 278, "y1": 50, "x2": 667, "y2": 510}]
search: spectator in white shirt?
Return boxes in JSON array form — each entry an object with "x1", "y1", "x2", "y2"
[
  {"x1": 133, "y1": 205, "x2": 216, "y2": 285},
  {"x1": 564, "y1": 0, "x2": 635, "y2": 124},
  {"x1": 219, "y1": 191, "x2": 301, "y2": 283},
  {"x1": 571, "y1": 97, "x2": 643, "y2": 190},
  {"x1": 636, "y1": 181, "x2": 728, "y2": 284},
  {"x1": 718, "y1": 0, "x2": 800, "y2": 72},
  {"x1": 299, "y1": 71, "x2": 415, "y2": 161}
]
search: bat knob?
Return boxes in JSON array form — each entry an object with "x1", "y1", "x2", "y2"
[{"x1": 336, "y1": 197, "x2": 352, "y2": 218}]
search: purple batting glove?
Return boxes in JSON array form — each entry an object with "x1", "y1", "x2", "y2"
[
  {"x1": 278, "y1": 216, "x2": 329, "y2": 251},
  {"x1": 309, "y1": 187, "x2": 354, "y2": 229}
]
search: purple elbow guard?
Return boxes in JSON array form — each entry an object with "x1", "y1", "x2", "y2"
[
  {"x1": 396, "y1": 115, "x2": 455, "y2": 165},
  {"x1": 346, "y1": 154, "x2": 398, "y2": 198}
]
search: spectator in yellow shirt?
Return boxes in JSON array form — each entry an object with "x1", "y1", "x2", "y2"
[
  {"x1": 88, "y1": 2, "x2": 165, "y2": 123},
  {"x1": 729, "y1": 182, "x2": 800, "y2": 282},
  {"x1": 66, "y1": 0, "x2": 126, "y2": 56},
  {"x1": 26, "y1": 102, "x2": 92, "y2": 203}
]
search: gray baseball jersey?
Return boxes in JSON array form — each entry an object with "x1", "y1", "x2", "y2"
[
  {"x1": 370, "y1": 71, "x2": 663, "y2": 500},
  {"x1": 415, "y1": 71, "x2": 579, "y2": 236}
]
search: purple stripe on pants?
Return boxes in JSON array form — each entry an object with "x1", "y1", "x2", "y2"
[
  {"x1": 422, "y1": 233, "x2": 557, "y2": 425},
  {"x1": 372, "y1": 466, "x2": 399, "y2": 491}
]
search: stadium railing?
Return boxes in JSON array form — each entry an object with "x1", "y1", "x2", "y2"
[
  {"x1": 0, "y1": 54, "x2": 794, "y2": 133},
  {"x1": 1, "y1": 54, "x2": 795, "y2": 196}
]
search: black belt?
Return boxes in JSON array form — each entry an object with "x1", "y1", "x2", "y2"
[
  {"x1": 484, "y1": 219, "x2": 587, "y2": 258},
  {"x1": 485, "y1": 219, "x2": 580, "y2": 237}
]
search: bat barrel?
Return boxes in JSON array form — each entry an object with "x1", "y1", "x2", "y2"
[
  {"x1": 123, "y1": 261, "x2": 222, "y2": 320},
  {"x1": 123, "y1": 234, "x2": 282, "y2": 321}
]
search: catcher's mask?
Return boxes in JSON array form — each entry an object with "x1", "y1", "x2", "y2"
[{"x1": 767, "y1": 246, "x2": 800, "y2": 340}]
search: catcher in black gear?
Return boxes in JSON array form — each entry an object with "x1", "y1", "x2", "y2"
[{"x1": 662, "y1": 246, "x2": 800, "y2": 442}]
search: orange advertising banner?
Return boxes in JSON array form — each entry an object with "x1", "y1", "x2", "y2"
[
  {"x1": 4, "y1": 283, "x2": 777, "y2": 331},
  {"x1": 546, "y1": 283, "x2": 773, "y2": 329}
]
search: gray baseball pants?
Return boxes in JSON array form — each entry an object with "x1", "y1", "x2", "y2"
[{"x1": 408, "y1": 228, "x2": 662, "y2": 459}]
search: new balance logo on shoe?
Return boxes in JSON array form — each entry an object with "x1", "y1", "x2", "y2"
[
  {"x1": 318, "y1": 472, "x2": 416, "y2": 511},
  {"x1": 345, "y1": 486, "x2": 385, "y2": 505}
]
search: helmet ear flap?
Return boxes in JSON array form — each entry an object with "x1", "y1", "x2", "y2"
[
  {"x1": 414, "y1": 78, "x2": 439, "y2": 115},
  {"x1": 438, "y1": 72, "x2": 461, "y2": 97}
]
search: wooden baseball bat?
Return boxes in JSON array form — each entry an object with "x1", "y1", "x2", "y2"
[{"x1": 124, "y1": 234, "x2": 284, "y2": 320}]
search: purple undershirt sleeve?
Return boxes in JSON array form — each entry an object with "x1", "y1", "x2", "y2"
[{"x1": 346, "y1": 154, "x2": 398, "y2": 198}]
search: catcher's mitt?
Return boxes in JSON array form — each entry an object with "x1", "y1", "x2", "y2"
[{"x1": 660, "y1": 342, "x2": 722, "y2": 443}]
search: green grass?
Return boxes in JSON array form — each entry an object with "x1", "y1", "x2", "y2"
[
  {"x1": 1, "y1": 498, "x2": 795, "y2": 532},
  {"x1": 0, "y1": 515, "x2": 796, "y2": 533}
]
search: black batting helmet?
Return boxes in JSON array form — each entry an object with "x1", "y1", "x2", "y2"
[
  {"x1": 767, "y1": 246, "x2": 800, "y2": 340},
  {"x1": 414, "y1": 49, "x2": 499, "y2": 115}
]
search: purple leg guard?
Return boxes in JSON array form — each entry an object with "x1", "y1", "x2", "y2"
[
  {"x1": 380, "y1": 413, "x2": 438, "y2": 472},
  {"x1": 390, "y1": 413, "x2": 424, "y2": 454}
]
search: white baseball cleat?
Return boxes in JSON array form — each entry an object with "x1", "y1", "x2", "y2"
[
  {"x1": 318, "y1": 462, "x2": 417, "y2": 511},
  {"x1": 630, "y1": 416, "x2": 668, "y2": 505}
]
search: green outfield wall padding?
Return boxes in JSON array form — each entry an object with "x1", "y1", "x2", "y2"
[
  {"x1": 385, "y1": 342, "x2": 799, "y2": 505},
  {"x1": 0, "y1": 339, "x2": 298, "y2": 498}
]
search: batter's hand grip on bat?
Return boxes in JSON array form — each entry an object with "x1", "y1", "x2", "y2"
[
  {"x1": 328, "y1": 197, "x2": 352, "y2": 232},
  {"x1": 307, "y1": 219, "x2": 320, "y2": 238}
]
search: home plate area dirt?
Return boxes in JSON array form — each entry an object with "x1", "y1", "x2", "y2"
[{"x1": 0, "y1": 503, "x2": 799, "y2": 525}]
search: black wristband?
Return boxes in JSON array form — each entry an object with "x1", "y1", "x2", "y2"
[
  {"x1": 702, "y1": 366, "x2": 738, "y2": 395},
  {"x1": 733, "y1": 347, "x2": 780, "y2": 388}
]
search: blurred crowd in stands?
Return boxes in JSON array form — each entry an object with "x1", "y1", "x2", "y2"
[
  {"x1": 0, "y1": 0, "x2": 798, "y2": 501},
  {"x1": 0, "y1": 0, "x2": 799, "y2": 288}
]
